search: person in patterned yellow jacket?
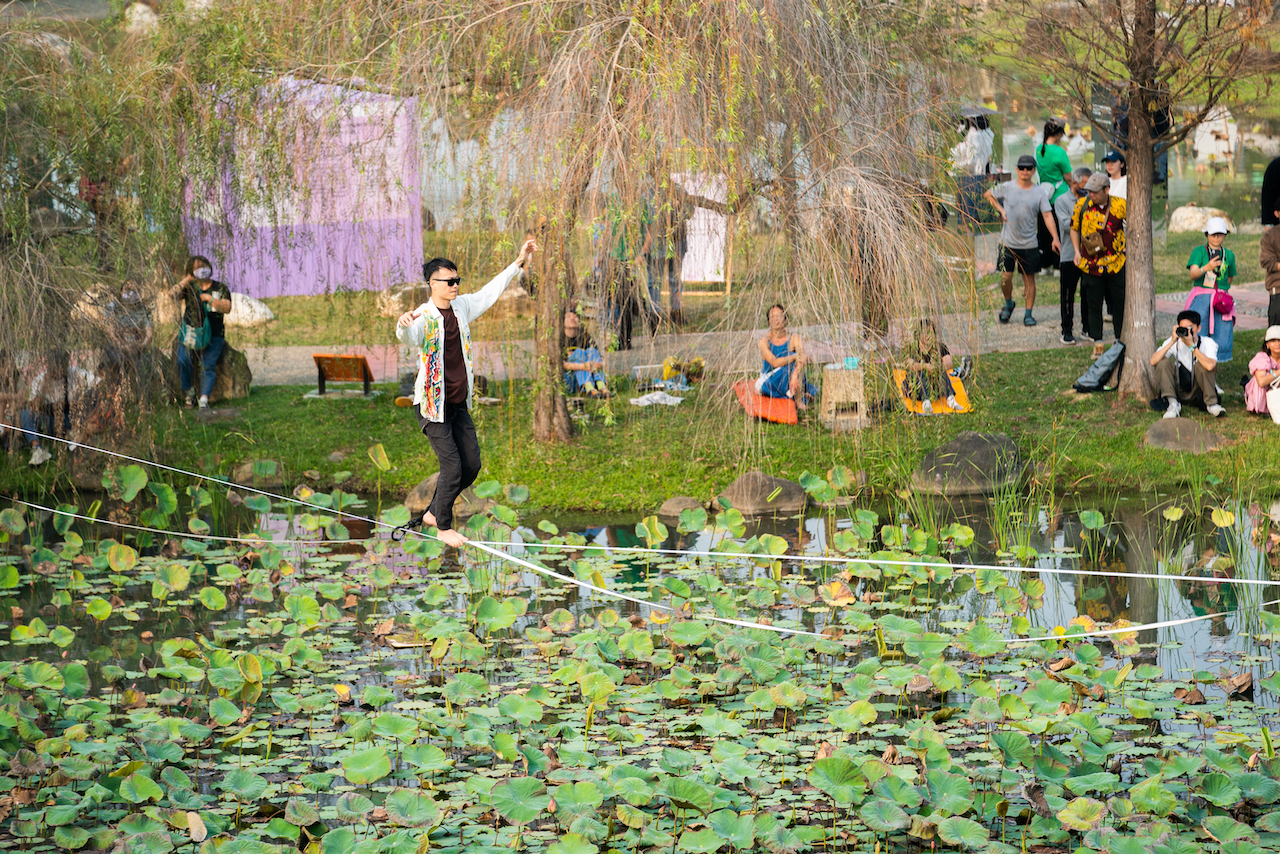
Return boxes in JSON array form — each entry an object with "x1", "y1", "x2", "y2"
[
  {"x1": 1071, "y1": 172, "x2": 1127, "y2": 354},
  {"x1": 396, "y1": 237, "x2": 538, "y2": 547}
]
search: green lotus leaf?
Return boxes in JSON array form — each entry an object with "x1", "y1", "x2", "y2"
[
  {"x1": 808, "y1": 756, "x2": 866, "y2": 806},
  {"x1": 372, "y1": 713, "x2": 419, "y2": 741},
  {"x1": 498, "y1": 694, "x2": 544, "y2": 727},
  {"x1": 548, "y1": 833, "x2": 598, "y2": 854},
  {"x1": 321, "y1": 828, "x2": 356, "y2": 854},
  {"x1": 220, "y1": 768, "x2": 268, "y2": 801},
  {"x1": 492, "y1": 777, "x2": 549, "y2": 825},
  {"x1": 958, "y1": 622, "x2": 1005, "y2": 657},
  {"x1": 119, "y1": 771, "x2": 164, "y2": 803},
  {"x1": 1203, "y1": 815, "x2": 1259, "y2": 845},
  {"x1": 402, "y1": 744, "x2": 452, "y2": 774},
  {"x1": 359, "y1": 684, "x2": 395, "y2": 708},
  {"x1": 342, "y1": 747, "x2": 391, "y2": 785},
  {"x1": 384, "y1": 788, "x2": 440, "y2": 827},
  {"x1": 1130, "y1": 775, "x2": 1177, "y2": 817},
  {"x1": 705, "y1": 809, "x2": 755, "y2": 850},
  {"x1": 1200, "y1": 772, "x2": 1243, "y2": 807},
  {"x1": 1056, "y1": 797, "x2": 1105, "y2": 832},
  {"x1": 335, "y1": 792, "x2": 375, "y2": 822},
  {"x1": 12, "y1": 661, "x2": 63, "y2": 691},
  {"x1": 1238, "y1": 772, "x2": 1280, "y2": 804},
  {"x1": 53, "y1": 826, "x2": 91, "y2": 850},
  {"x1": 659, "y1": 776, "x2": 714, "y2": 815},
  {"x1": 873, "y1": 776, "x2": 923, "y2": 809},
  {"x1": 208, "y1": 697, "x2": 242, "y2": 726},
  {"x1": 1023, "y1": 678, "x2": 1071, "y2": 715},
  {"x1": 551, "y1": 782, "x2": 604, "y2": 823},
  {"x1": 613, "y1": 775, "x2": 655, "y2": 806},
  {"x1": 285, "y1": 797, "x2": 320, "y2": 826},
  {"x1": 925, "y1": 769, "x2": 974, "y2": 816},
  {"x1": 677, "y1": 827, "x2": 724, "y2": 854},
  {"x1": 936, "y1": 816, "x2": 988, "y2": 849},
  {"x1": 860, "y1": 798, "x2": 910, "y2": 832},
  {"x1": 86, "y1": 597, "x2": 112, "y2": 621}
]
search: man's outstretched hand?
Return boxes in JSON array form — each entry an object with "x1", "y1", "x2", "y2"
[{"x1": 517, "y1": 237, "x2": 539, "y2": 268}]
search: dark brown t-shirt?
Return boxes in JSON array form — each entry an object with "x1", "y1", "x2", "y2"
[{"x1": 439, "y1": 306, "x2": 468, "y2": 404}]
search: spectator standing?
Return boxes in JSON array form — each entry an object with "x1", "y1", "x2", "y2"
[
  {"x1": 1244, "y1": 326, "x2": 1280, "y2": 417},
  {"x1": 1102, "y1": 150, "x2": 1127, "y2": 200},
  {"x1": 1184, "y1": 217, "x2": 1236, "y2": 362},
  {"x1": 1262, "y1": 156, "x2": 1280, "y2": 230},
  {"x1": 1055, "y1": 167, "x2": 1093, "y2": 345},
  {"x1": 984, "y1": 155, "x2": 1061, "y2": 327},
  {"x1": 1258, "y1": 205, "x2": 1280, "y2": 326},
  {"x1": 1150, "y1": 309, "x2": 1225, "y2": 419},
  {"x1": 1071, "y1": 172, "x2": 1127, "y2": 354},
  {"x1": 171, "y1": 255, "x2": 231, "y2": 410},
  {"x1": 1035, "y1": 118, "x2": 1073, "y2": 271},
  {"x1": 951, "y1": 115, "x2": 994, "y2": 235}
]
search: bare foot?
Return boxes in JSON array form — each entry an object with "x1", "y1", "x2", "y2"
[
  {"x1": 437, "y1": 528, "x2": 468, "y2": 548},
  {"x1": 795, "y1": 399, "x2": 808, "y2": 411},
  {"x1": 422, "y1": 511, "x2": 437, "y2": 528}
]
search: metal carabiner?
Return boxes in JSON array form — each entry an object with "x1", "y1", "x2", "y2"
[{"x1": 390, "y1": 516, "x2": 422, "y2": 542}]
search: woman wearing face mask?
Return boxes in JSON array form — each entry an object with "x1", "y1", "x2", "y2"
[{"x1": 171, "y1": 255, "x2": 232, "y2": 409}]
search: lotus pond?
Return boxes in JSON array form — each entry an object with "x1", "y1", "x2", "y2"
[{"x1": 3, "y1": 460, "x2": 1280, "y2": 854}]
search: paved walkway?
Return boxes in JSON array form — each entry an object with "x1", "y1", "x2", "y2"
[{"x1": 242, "y1": 280, "x2": 1274, "y2": 387}]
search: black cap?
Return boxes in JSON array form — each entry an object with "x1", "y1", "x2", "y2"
[
  {"x1": 1016, "y1": 154, "x2": 1037, "y2": 169},
  {"x1": 1102, "y1": 150, "x2": 1125, "y2": 163}
]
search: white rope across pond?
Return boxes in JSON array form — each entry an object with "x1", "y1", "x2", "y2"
[{"x1": 1, "y1": 422, "x2": 1270, "y2": 649}]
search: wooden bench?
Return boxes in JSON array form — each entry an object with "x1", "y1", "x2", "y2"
[{"x1": 313, "y1": 354, "x2": 375, "y2": 397}]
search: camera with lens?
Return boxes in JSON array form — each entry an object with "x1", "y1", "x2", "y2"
[{"x1": 1175, "y1": 327, "x2": 1191, "y2": 338}]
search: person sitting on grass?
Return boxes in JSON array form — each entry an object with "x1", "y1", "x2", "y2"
[
  {"x1": 1150, "y1": 309, "x2": 1225, "y2": 420},
  {"x1": 1245, "y1": 325, "x2": 1280, "y2": 418},
  {"x1": 902, "y1": 320, "x2": 959, "y2": 412},
  {"x1": 562, "y1": 309, "x2": 609, "y2": 397},
  {"x1": 756, "y1": 303, "x2": 816, "y2": 408}
]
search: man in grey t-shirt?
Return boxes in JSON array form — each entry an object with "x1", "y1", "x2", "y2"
[{"x1": 984, "y1": 155, "x2": 1060, "y2": 326}]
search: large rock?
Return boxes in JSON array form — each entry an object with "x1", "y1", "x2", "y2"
[
  {"x1": 656, "y1": 496, "x2": 703, "y2": 523},
  {"x1": 912, "y1": 432, "x2": 1024, "y2": 496},
  {"x1": 1144, "y1": 419, "x2": 1226, "y2": 454},
  {"x1": 232, "y1": 460, "x2": 285, "y2": 490},
  {"x1": 1169, "y1": 205, "x2": 1234, "y2": 234},
  {"x1": 225, "y1": 293, "x2": 275, "y2": 328},
  {"x1": 210, "y1": 346, "x2": 252, "y2": 402},
  {"x1": 404, "y1": 473, "x2": 493, "y2": 521},
  {"x1": 717, "y1": 471, "x2": 806, "y2": 516}
]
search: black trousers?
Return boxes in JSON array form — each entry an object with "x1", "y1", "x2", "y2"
[
  {"x1": 1059, "y1": 261, "x2": 1086, "y2": 338},
  {"x1": 418, "y1": 401, "x2": 481, "y2": 531},
  {"x1": 1270, "y1": 292, "x2": 1280, "y2": 328},
  {"x1": 1082, "y1": 266, "x2": 1125, "y2": 341}
]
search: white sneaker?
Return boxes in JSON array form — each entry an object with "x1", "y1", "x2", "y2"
[
  {"x1": 198, "y1": 395, "x2": 210, "y2": 410},
  {"x1": 921, "y1": 399, "x2": 934, "y2": 415},
  {"x1": 1163, "y1": 398, "x2": 1181, "y2": 419},
  {"x1": 1207, "y1": 403, "x2": 1226, "y2": 418},
  {"x1": 945, "y1": 395, "x2": 959, "y2": 411},
  {"x1": 29, "y1": 446, "x2": 52, "y2": 466}
]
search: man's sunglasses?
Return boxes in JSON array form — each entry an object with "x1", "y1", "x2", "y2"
[
  {"x1": 432, "y1": 277, "x2": 462, "y2": 287},
  {"x1": 1016, "y1": 166, "x2": 1035, "y2": 171}
]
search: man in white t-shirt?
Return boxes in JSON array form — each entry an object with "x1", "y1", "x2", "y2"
[{"x1": 1149, "y1": 309, "x2": 1224, "y2": 418}]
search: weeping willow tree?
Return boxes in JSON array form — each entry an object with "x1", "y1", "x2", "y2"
[
  {"x1": 1, "y1": 1, "x2": 971, "y2": 477},
  {"x1": 432, "y1": 1, "x2": 967, "y2": 442}
]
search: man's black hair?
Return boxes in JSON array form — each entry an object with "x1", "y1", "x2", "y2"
[
  {"x1": 423, "y1": 257, "x2": 458, "y2": 282},
  {"x1": 767, "y1": 303, "x2": 786, "y2": 323},
  {"x1": 1177, "y1": 309, "x2": 1201, "y2": 327}
]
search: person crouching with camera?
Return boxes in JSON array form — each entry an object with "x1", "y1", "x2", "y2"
[{"x1": 1149, "y1": 309, "x2": 1225, "y2": 420}]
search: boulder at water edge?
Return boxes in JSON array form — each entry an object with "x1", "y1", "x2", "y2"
[
  {"x1": 911, "y1": 431, "x2": 1024, "y2": 496},
  {"x1": 225, "y1": 293, "x2": 276, "y2": 328},
  {"x1": 405, "y1": 473, "x2": 493, "y2": 520},
  {"x1": 1169, "y1": 205, "x2": 1234, "y2": 234},
  {"x1": 210, "y1": 346, "x2": 252, "y2": 402},
  {"x1": 657, "y1": 496, "x2": 704, "y2": 523},
  {"x1": 1144, "y1": 419, "x2": 1226, "y2": 454},
  {"x1": 717, "y1": 471, "x2": 806, "y2": 516}
]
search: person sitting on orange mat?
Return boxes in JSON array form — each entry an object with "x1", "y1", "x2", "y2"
[{"x1": 756, "y1": 303, "x2": 816, "y2": 407}]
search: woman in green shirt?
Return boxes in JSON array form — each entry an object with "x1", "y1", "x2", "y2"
[
  {"x1": 1035, "y1": 118, "x2": 1075, "y2": 203},
  {"x1": 1035, "y1": 118, "x2": 1073, "y2": 269},
  {"x1": 1184, "y1": 216, "x2": 1236, "y2": 361}
]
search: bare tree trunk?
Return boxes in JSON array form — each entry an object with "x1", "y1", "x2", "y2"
[
  {"x1": 531, "y1": 221, "x2": 575, "y2": 443},
  {"x1": 1118, "y1": 0, "x2": 1158, "y2": 400}
]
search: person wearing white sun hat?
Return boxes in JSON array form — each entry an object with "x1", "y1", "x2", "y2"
[{"x1": 1184, "y1": 215, "x2": 1236, "y2": 362}]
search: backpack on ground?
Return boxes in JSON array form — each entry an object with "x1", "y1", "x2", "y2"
[{"x1": 1073, "y1": 341, "x2": 1125, "y2": 393}]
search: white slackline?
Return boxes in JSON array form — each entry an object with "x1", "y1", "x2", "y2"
[{"x1": 2, "y1": 423, "x2": 1266, "y2": 648}]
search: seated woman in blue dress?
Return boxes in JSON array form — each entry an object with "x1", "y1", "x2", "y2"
[
  {"x1": 562, "y1": 310, "x2": 609, "y2": 397},
  {"x1": 755, "y1": 303, "x2": 817, "y2": 407}
]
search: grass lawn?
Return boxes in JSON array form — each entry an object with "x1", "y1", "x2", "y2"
[{"x1": 9, "y1": 327, "x2": 1267, "y2": 513}]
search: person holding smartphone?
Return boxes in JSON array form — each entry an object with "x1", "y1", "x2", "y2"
[
  {"x1": 1185, "y1": 216, "x2": 1236, "y2": 362},
  {"x1": 1149, "y1": 309, "x2": 1224, "y2": 419}
]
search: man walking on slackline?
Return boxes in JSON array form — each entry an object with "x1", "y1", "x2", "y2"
[{"x1": 396, "y1": 237, "x2": 538, "y2": 547}]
